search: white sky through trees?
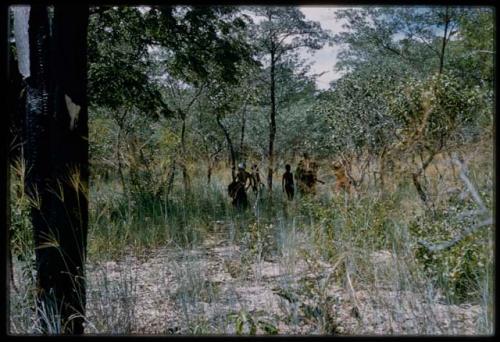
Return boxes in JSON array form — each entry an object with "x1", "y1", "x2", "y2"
[
  {"x1": 12, "y1": 5, "x2": 469, "y2": 91},
  {"x1": 137, "y1": 5, "x2": 348, "y2": 91},
  {"x1": 299, "y1": 6, "x2": 349, "y2": 90},
  {"x1": 139, "y1": 5, "x2": 348, "y2": 91}
]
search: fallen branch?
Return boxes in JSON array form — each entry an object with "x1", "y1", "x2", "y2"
[
  {"x1": 344, "y1": 260, "x2": 363, "y2": 323},
  {"x1": 418, "y1": 217, "x2": 493, "y2": 253},
  {"x1": 451, "y1": 156, "x2": 486, "y2": 211},
  {"x1": 457, "y1": 209, "x2": 487, "y2": 219}
]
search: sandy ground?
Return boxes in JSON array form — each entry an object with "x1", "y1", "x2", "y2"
[{"x1": 78, "y1": 235, "x2": 485, "y2": 335}]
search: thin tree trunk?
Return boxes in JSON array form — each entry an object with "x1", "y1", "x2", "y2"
[
  {"x1": 216, "y1": 113, "x2": 236, "y2": 181},
  {"x1": 180, "y1": 117, "x2": 190, "y2": 193},
  {"x1": 412, "y1": 151, "x2": 436, "y2": 207},
  {"x1": 2, "y1": 4, "x2": 11, "y2": 321},
  {"x1": 207, "y1": 162, "x2": 212, "y2": 185},
  {"x1": 207, "y1": 149, "x2": 221, "y2": 185},
  {"x1": 116, "y1": 125, "x2": 127, "y2": 194},
  {"x1": 268, "y1": 51, "x2": 276, "y2": 193},
  {"x1": 439, "y1": 6, "x2": 450, "y2": 75},
  {"x1": 181, "y1": 165, "x2": 189, "y2": 194},
  {"x1": 166, "y1": 160, "x2": 176, "y2": 198},
  {"x1": 412, "y1": 172, "x2": 428, "y2": 204},
  {"x1": 378, "y1": 147, "x2": 387, "y2": 190},
  {"x1": 240, "y1": 108, "x2": 246, "y2": 161}
]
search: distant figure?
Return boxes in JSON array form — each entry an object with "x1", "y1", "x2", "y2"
[
  {"x1": 332, "y1": 161, "x2": 352, "y2": 193},
  {"x1": 295, "y1": 153, "x2": 322, "y2": 195},
  {"x1": 250, "y1": 163, "x2": 262, "y2": 194},
  {"x1": 282, "y1": 164, "x2": 294, "y2": 200},
  {"x1": 228, "y1": 163, "x2": 252, "y2": 209}
]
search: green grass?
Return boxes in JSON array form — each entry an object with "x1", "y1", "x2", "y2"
[{"x1": 8, "y1": 140, "x2": 495, "y2": 334}]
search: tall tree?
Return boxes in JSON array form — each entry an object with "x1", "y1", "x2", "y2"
[
  {"x1": 333, "y1": 7, "x2": 465, "y2": 77},
  {"x1": 146, "y1": 6, "x2": 257, "y2": 182},
  {"x1": 331, "y1": 6, "x2": 490, "y2": 199},
  {"x1": 452, "y1": 8, "x2": 495, "y2": 89},
  {"x1": 251, "y1": 7, "x2": 328, "y2": 192}
]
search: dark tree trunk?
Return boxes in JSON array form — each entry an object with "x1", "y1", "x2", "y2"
[
  {"x1": 239, "y1": 108, "x2": 246, "y2": 161},
  {"x1": 207, "y1": 162, "x2": 212, "y2": 185},
  {"x1": 412, "y1": 172, "x2": 428, "y2": 204},
  {"x1": 268, "y1": 52, "x2": 276, "y2": 193},
  {"x1": 216, "y1": 113, "x2": 236, "y2": 181},
  {"x1": 412, "y1": 151, "x2": 436, "y2": 209},
  {"x1": 180, "y1": 117, "x2": 190, "y2": 193},
  {"x1": 24, "y1": 5, "x2": 89, "y2": 334},
  {"x1": 206, "y1": 149, "x2": 221, "y2": 185},
  {"x1": 116, "y1": 125, "x2": 127, "y2": 193},
  {"x1": 1, "y1": 4, "x2": 11, "y2": 334},
  {"x1": 166, "y1": 160, "x2": 176, "y2": 197},
  {"x1": 8, "y1": 46, "x2": 26, "y2": 162},
  {"x1": 378, "y1": 147, "x2": 387, "y2": 190},
  {"x1": 439, "y1": 7, "x2": 450, "y2": 75}
]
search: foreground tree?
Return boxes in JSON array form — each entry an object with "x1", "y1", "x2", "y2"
[{"x1": 14, "y1": 4, "x2": 89, "y2": 334}]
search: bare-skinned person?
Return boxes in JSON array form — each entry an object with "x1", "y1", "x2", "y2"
[{"x1": 282, "y1": 164, "x2": 294, "y2": 200}]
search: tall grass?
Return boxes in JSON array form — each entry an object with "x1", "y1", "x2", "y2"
[{"x1": 9, "y1": 137, "x2": 494, "y2": 335}]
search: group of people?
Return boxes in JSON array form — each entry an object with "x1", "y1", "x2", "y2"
[
  {"x1": 227, "y1": 163, "x2": 262, "y2": 209},
  {"x1": 228, "y1": 153, "x2": 325, "y2": 209}
]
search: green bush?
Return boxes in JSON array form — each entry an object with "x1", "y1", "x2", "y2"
[{"x1": 410, "y1": 202, "x2": 492, "y2": 302}]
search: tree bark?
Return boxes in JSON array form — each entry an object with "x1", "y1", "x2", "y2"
[
  {"x1": 412, "y1": 150, "x2": 436, "y2": 208},
  {"x1": 1, "y1": 4, "x2": 11, "y2": 334},
  {"x1": 180, "y1": 116, "x2": 190, "y2": 193},
  {"x1": 438, "y1": 6, "x2": 450, "y2": 75},
  {"x1": 166, "y1": 159, "x2": 176, "y2": 198},
  {"x1": 24, "y1": 5, "x2": 89, "y2": 334},
  {"x1": 216, "y1": 113, "x2": 236, "y2": 181},
  {"x1": 268, "y1": 50, "x2": 276, "y2": 193},
  {"x1": 378, "y1": 147, "x2": 387, "y2": 190},
  {"x1": 207, "y1": 162, "x2": 212, "y2": 185},
  {"x1": 239, "y1": 108, "x2": 246, "y2": 161},
  {"x1": 116, "y1": 124, "x2": 127, "y2": 194}
]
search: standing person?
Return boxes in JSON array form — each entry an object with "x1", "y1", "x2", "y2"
[
  {"x1": 237, "y1": 162, "x2": 253, "y2": 192},
  {"x1": 251, "y1": 163, "x2": 262, "y2": 194},
  {"x1": 332, "y1": 161, "x2": 352, "y2": 193},
  {"x1": 296, "y1": 153, "x2": 322, "y2": 196},
  {"x1": 282, "y1": 164, "x2": 294, "y2": 200},
  {"x1": 295, "y1": 152, "x2": 310, "y2": 195},
  {"x1": 228, "y1": 163, "x2": 252, "y2": 209}
]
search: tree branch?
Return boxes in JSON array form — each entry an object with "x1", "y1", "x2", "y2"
[
  {"x1": 89, "y1": 6, "x2": 112, "y2": 16},
  {"x1": 418, "y1": 217, "x2": 493, "y2": 252},
  {"x1": 451, "y1": 154, "x2": 487, "y2": 211}
]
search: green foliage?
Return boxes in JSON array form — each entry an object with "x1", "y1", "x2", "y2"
[
  {"x1": 146, "y1": 6, "x2": 256, "y2": 86},
  {"x1": 273, "y1": 266, "x2": 339, "y2": 335},
  {"x1": 241, "y1": 222, "x2": 276, "y2": 262},
  {"x1": 88, "y1": 180, "x2": 233, "y2": 259},
  {"x1": 228, "y1": 310, "x2": 279, "y2": 335},
  {"x1": 298, "y1": 194, "x2": 398, "y2": 254},
  {"x1": 410, "y1": 205, "x2": 491, "y2": 302},
  {"x1": 333, "y1": 7, "x2": 463, "y2": 75},
  {"x1": 388, "y1": 72, "x2": 483, "y2": 151},
  {"x1": 453, "y1": 8, "x2": 495, "y2": 88},
  {"x1": 88, "y1": 7, "x2": 166, "y2": 114},
  {"x1": 9, "y1": 161, "x2": 34, "y2": 261},
  {"x1": 252, "y1": 7, "x2": 330, "y2": 56},
  {"x1": 313, "y1": 64, "x2": 399, "y2": 156},
  {"x1": 328, "y1": 5, "x2": 493, "y2": 166}
]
